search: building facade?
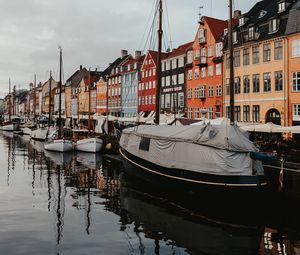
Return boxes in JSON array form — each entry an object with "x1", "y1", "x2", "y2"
[
  {"x1": 224, "y1": 0, "x2": 294, "y2": 126},
  {"x1": 121, "y1": 52, "x2": 143, "y2": 118},
  {"x1": 186, "y1": 16, "x2": 227, "y2": 120},
  {"x1": 161, "y1": 42, "x2": 193, "y2": 114}
]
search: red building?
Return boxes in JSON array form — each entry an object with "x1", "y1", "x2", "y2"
[
  {"x1": 186, "y1": 16, "x2": 228, "y2": 119},
  {"x1": 138, "y1": 50, "x2": 167, "y2": 114}
]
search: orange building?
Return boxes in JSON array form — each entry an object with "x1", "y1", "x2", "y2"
[
  {"x1": 186, "y1": 16, "x2": 228, "y2": 119},
  {"x1": 96, "y1": 77, "x2": 107, "y2": 115},
  {"x1": 286, "y1": 2, "x2": 300, "y2": 126}
]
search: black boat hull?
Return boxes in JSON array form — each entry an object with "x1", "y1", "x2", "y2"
[{"x1": 120, "y1": 147, "x2": 267, "y2": 196}]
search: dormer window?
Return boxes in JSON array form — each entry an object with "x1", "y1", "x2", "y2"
[
  {"x1": 199, "y1": 29, "x2": 207, "y2": 43},
  {"x1": 259, "y1": 10, "x2": 267, "y2": 19},
  {"x1": 233, "y1": 31, "x2": 238, "y2": 44},
  {"x1": 278, "y1": 2, "x2": 286, "y2": 12},
  {"x1": 269, "y1": 19, "x2": 279, "y2": 33},
  {"x1": 249, "y1": 26, "x2": 254, "y2": 40},
  {"x1": 239, "y1": 17, "x2": 245, "y2": 26}
]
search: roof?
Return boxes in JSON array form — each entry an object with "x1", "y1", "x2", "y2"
[
  {"x1": 146, "y1": 50, "x2": 168, "y2": 65},
  {"x1": 203, "y1": 16, "x2": 228, "y2": 41},
  {"x1": 165, "y1": 41, "x2": 194, "y2": 59},
  {"x1": 285, "y1": 0, "x2": 300, "y2": 35}
]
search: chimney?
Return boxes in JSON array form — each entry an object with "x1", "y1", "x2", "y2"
[
  {"x1": 80, "y1": 65, "x2": 82, "y2": 71},
  {"x1": 135, "y1": 50, "x2": 142, "y2": 59},
  {"x1": 234, "y1": 10, "x2": 242, "y2": 19},
  {"x1": 121, "y1": 50, "x2": 128, "y2": 58}
]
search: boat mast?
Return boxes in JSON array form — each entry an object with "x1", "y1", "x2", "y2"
[
  {"x1": 48, "y1": 71, "x2": 52, "y2": 127},
  {"x1": 154, "y1": 0, "x2": 163, "y2": 125},
  {"x1": 8, "y1": 78, "x2": 11, "y2": 122},
  {"x1": 12, "y1": 85, "x2": 15, "y2": 117},
  {"x1": 34, "y1": 74, "x2": 36, "y2": 122},
  {"x1": 88, "y1": 68, "x2": 91, "y2": 132},
  {"x1": 229, "y1": 0, "x2": 235, "y2": 124},
  {"x1": 58, "y1": 46, "x2": 63, "y2": 137}
]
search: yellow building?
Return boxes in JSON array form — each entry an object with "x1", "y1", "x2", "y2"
[{"x1": 223, "y1": 1, "x2": 294, "y2": 126}]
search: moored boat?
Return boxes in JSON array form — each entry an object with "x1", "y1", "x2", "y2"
[
  {"x1": 44, "y1": 139, "x2": 73, "y2": 152},
  {"x1": 75, "y1": 137, "x2": 103, "y2": 153}
]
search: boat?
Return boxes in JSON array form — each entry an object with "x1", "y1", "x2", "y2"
[
  {"x1": 44, "y1": 47, "x2": 73, "y2": 153},
  {"x1": 119, "y1": 0, "x2": 267, "y2": 195},
  {"x1": 73, "y1": 70, "x2": 103, "y2": 153}
]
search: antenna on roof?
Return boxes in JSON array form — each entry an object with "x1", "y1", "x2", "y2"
[{"x1": 198, "y1": 5, "x2": 204, "y2": 23}]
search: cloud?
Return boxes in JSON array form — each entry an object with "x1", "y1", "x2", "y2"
[{"x1": 0, "y1": 0, "x2": 260, "y2": 96}]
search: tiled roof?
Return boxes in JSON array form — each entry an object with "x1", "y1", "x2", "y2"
[
  {"x1": 285, "y1": 0, "x2": 300, "y2": 35},
  {"x1": 148, "y1": 50, "x2": 168, "y2": 64},
  {"x1": 165, "y1": 41, "x2": 193, "y2": 59},
  {"x1": 203, "y1": 16, "x2": 228, "y2": 40}
]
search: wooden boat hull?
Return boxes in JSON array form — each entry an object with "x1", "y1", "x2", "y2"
[
  {"x1": 44, "y1": 139, "x2": 73, "y2": 152},
  {"x1": 120, "y1": 147, "x2": 267, "y2": 195},
  {"x1": 74, "y1": 138, "x2": 103, "y2": 153}
]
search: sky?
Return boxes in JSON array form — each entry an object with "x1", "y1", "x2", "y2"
[{"x1": 0, "y1": 0, "x2": 259, "y2": 97}]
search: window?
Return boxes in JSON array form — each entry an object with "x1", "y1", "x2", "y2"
[
  {"x1": 226, "y1": 54, "x2": 230, "y2": 69},
  {"x1": 292, "y1": 39, "x2": 300, "y2": 58},
  {"x1": 188, "y1": 108, "x2": 193, "y2": 119},
  {"x1": 275, "y1": 41, "x2": 283, "y2": 60},
  {"x1": 253, "y1": 74, "x2": 260, "y2": 93},
  {"x1": 215, "y1": 42, "x2": 223, "y2": 57},
  {"x1": 166, "y1": 61, "x2": 170, "y2": 70},
  {"x1": 178, "y1": 73, "x2": 184, "y2": 84},
  {"x1": 233, "y1": 32, "x2": 237, "y2": 44},
  {"x1": 259, "y1": 10, "x2": 267, "y2": 19},
  {"x1": 234, "y1": 50, "x2": 240, "y2": 67},
  {"x1": 216, "y1": 85, "x2": 222, "y2": 96},
  {"x1": 234, "y1": 106, "x2": 241, "y2": 122},
  {"x1": 263, "y1": 44, "x2": 271, "y2": 62},
  {"x1": 208, "y1": 86, "x2": 214, "y2": 97},
  {"x1": 239, "y1": 17, "x2": 245, "y2": 26},
  {"x1": 293, "y1": 104, "x2": 300, "y2": 119},
  {"x1": 165, "y1": 94, "x2": 170, "y2": 108},
  {"x1": 253, "y1": 105, "x2": 260, "y2": 123},
  {"x1": 199, "y1": 86, "x2": 206, "y2": 98},
  {"x1": 194, "y1": 68, "x2": 200, "y2": 79},
  {"x1": 275, "y1": 71, "x2": 283, "y2": 91},
  {"x1": 199, "y1": 29, "x2": 206, "y2": 43},
  {"x1": 234, "y1": 77, "x2": 241, "y2": 94},
  {"x1": 216, "y1": 64, "x2": 221, "y2": 75},
  {"x1": 253, "y1": 46, "x2": 260, "y2": 64},
  {"x1": 278, "y1": 2, "x2": 286, "y2": 12},
  {"x1": 243, "y1": 75, "x2": 250, "y2": 94},
  {"x1": 201, "y1": 48, "x2": 207, "y2": 64},
  {"x1": 188, "y1": 70, "x2": 192, "y2": 80},
  {"x1": 208, "y1": 46, "x2": 213, "y2": 57},
  {"x1": 292, "y1": 72, "x2": 300, "y2": 92},
  {"x1": 194, "y1": 50, "x2": 200, "y2": 60},
  {"x1": 226, "y1": 79, "x2": 230, "y2": 95},
  {"x1": 201, "y1": 67, "x2": 206, "y2": 78},
  {"x1": 249, "y1": 27, "x2": 254, "y2": 40},
  {"x1": 243, "y1": 48, "x2": 250, "y2": 65},
  {"x1": 179, "y1": 57, "x2": 184, "y2": 67},
  {"x1": 166, "y1": 76, "x2": 171, "y2": 86},
  {"x1": 263, "y1": 72, "x2": 271, "y2": 92},
  {"x1": 172, "y1": 59, "x2": 177, "y2": 69},
  {"x1": 194, "y1": 108, "x2": 200, "y2": 119},
  {"x1": 269, "y1": 19, "x2": 279, "y2": 33},
  {"x1": 172, "y1": 75, "x2": 177, "y2": 85},
  {"x1": 208, "y1": 107, "x2": 213, "y2": 119},
  {"x1": 243, "y1": 105, "x2": 250, "y2": 122},
  {"x1": 208, "y1": 66, "x2": 214, "y2": 77},
  {"x1": 187, "y1": 51, "x2": 193, "y2": 63},
  {"x1": 187, "y1": 88, "x2": 193, "y2": 99}
]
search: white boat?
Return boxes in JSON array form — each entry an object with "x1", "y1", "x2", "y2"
[
  {"x1": 1, "y1": 124, "x2": 17, "y2": 132},
  {"x1": 44, "y1": 139, "x2": 73, "y2": 152},
  {"x1": 31, "y1": 126, "x2": 56, "y2": 141},
  {"x1": 75, "y1": 137, "x2": 103, "y2": 153},
  {"x1": 21, "y1": 127, "x2": 32, "y2": 136}
]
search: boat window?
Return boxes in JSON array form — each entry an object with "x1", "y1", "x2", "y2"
[{"x1": 139, "y1": 137, "x2": 151, "y2": 151}]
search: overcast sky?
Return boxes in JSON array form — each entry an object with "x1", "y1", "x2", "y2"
[{"x1": 0, "y1": 0, "x2": 259, "y2": 97}]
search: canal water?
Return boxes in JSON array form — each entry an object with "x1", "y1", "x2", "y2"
[{"x1": 1, "y1": 131, "x2": 300, "y2": 255}]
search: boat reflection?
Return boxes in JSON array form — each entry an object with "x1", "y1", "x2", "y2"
[
  {"x1": 75, "y1": 152, "x2": 102, "y2": 170},
  {"x1": 44, "y1": 150, "x2": 73, "y2": 167}
]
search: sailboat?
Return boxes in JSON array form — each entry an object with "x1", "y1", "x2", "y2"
[
  {"x1": 119, "y1": 0, "x2": 267, "y2": 194},
  {"x1": 74, "y1": 70, "x2": 103, "y2": 153},
  {"x1": 31, "y1": 74, "x2": 56, "y2": 141},
  {"x1": 2, "y1": 80, "x2": 20, "y2": 132},
  {"x1": 44, "y1": 47, "x2": 73, "y2": 152}
]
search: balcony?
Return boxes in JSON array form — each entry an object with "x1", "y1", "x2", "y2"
[
  {"x1": 212, "y1": 56, "x2": 223, "y2": 63},
  {"x1": 199, "y1": 37, "x2": 206, "y2": 45}
]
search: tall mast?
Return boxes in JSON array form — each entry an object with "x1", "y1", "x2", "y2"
[
  {"x1": 8, "y1": 78, "x2": 11, "y2": 122},
  {"x1": 58, "y1": 46, "x2": 63, "y2": 137},
  {"x1": 48, "y1": 71, "x2": 52, "y2": 126},
  {"x1": 229, "y1": 0, "x2": 235, "y2": 124},
  {"x1": 13, "y1": 85, "x2": 15, "y2": 116},
  {"x1": 33, "y1": 74, "x2": 36, "y2": 121},
  {"x1": 154, "y1": 0, "x2": 163, "y2": 125},
  {"x1": 88, "y1": 68, "x2": 91, "y2": 131}
]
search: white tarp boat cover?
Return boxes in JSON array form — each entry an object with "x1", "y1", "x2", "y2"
[{"x1": 120, "y1": 124, "x2": 264, "y2": 176}]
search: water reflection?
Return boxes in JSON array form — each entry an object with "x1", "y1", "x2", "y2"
[{"x1": 1, "y1": 132, "x2": 300, "y2": 255}]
